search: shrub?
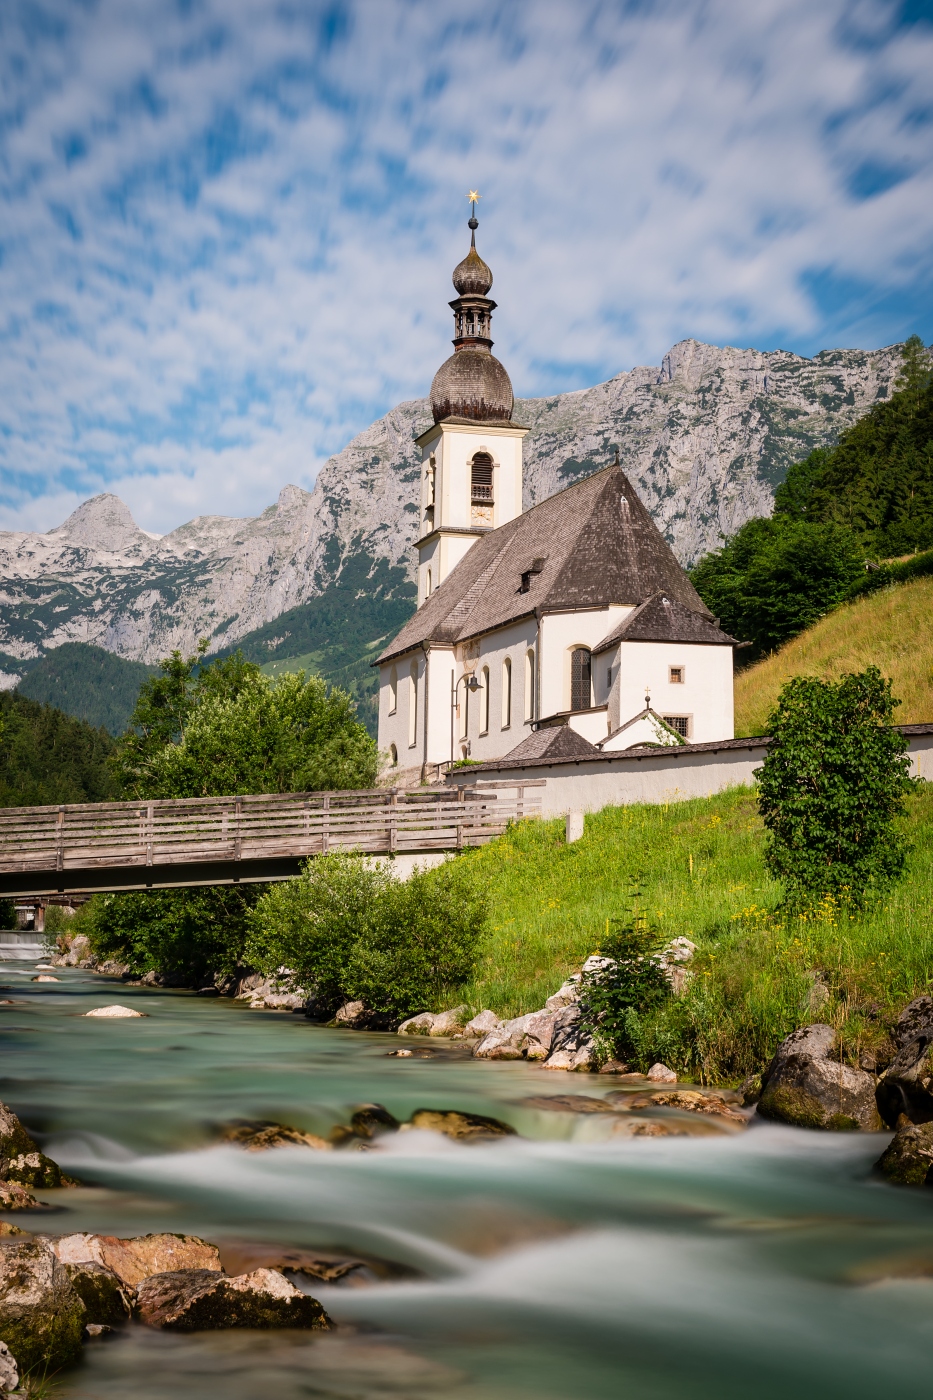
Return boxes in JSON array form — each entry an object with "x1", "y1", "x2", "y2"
[
  {"x1": 83, "y1": 884, "x2": 264, "y2": 983},
  {"x1": 247, "y1": 853, "x2": 488, "y2": 1020},
  {"x1": 577, "y1": 886, "x2": 672, "y2": 1065},
  {"x1": 756, "y1": 665, "x2": 916, "y2": 908}
]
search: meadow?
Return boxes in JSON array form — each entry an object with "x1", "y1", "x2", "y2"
[{"x1": 460, "y1": 781, "x2": 933, "y2": 1083}]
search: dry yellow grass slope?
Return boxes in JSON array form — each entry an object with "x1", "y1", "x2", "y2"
[{"x1": 734, "y1": 576, "x2": 933, "y2": 735}]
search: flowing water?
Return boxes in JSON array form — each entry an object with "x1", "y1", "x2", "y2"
[{"x1": 3, "y1": 965, "x2": 933, "y2": 1399}]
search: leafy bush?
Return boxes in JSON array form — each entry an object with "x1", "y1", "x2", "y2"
[
  {"x1": 578, "y1": 887, "x2": 672, "y2": 1064},
  {"x1": 247, "y1": 853, "x2": 488, "y2": 1020},
  {"x1": 756, "y1": 666, "x2": 916, "y2": 908},
  {"x1": 82, "y1": 885, "x2": 264, "y2": 983}
]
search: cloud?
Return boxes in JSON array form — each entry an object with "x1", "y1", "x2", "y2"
[{"x1": 0, "y1": 0, "x2": 931, "y2": 533}]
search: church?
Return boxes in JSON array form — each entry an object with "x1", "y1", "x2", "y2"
[{"x1": 376, "y1": 209, "x2": 738, "y2": 781}]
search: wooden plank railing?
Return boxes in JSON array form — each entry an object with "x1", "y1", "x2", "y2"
[{"x1": 0, "y1": 786, "x2": 540, "y2": 878}]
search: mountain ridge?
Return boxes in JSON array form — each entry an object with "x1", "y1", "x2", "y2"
[{"x1": 0, "y1": 337, "x2": 903, "y2": 693}]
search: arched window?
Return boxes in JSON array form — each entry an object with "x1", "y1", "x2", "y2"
[
  {"x1": 524, "y1": 649, "x2": 535, "y2": 722},
  {"x1": 389, "y1": 743, "x2": 398, "y2": 766},
  {"x1": 471, "y1": 452, "x2": 494, "y2": 503},
  {"x1": 501, "y1": 656, "x2": 512, "y2": 728},
  {"x1": 388, "y1": 666, "x2": 398, "y2": 715},
  {"x1": 571, "y1": 648, "x2": 592, "y2": 711},
  {"x1": 426, "y1": 567, "x2": 432, "y2": 597},
  {"x1": 408, "y1": 661, "x2": 418, "y2": 748},
  {"x1": 480, "y1": 666, "x2": 490, "y2": 733}
]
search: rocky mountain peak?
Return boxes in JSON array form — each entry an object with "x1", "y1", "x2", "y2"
[{"x1": 49, "y1": 493, "x2": 150, "y2": 553}]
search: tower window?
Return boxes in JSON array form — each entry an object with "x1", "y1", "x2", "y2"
[
  {"x1": 570, "y1": 648, "x2": 592, "y2": 711},
  {"x1": 471, "y1": 452, "x2": 494, "y2": 503},
  {"x1": 426, "y1": 568, "x2": 432, "y2": 597}
]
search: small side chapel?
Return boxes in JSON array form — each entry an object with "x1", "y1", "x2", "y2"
[{"x1": 376, "y1": 208, "x2": 738, "y2": 780}]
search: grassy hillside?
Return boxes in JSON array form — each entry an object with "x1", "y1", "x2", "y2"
[
  {"x1": 733, "y1": 575, "x2": 933, "y2": 735},
  {"x1": 16, "y1": 642, "x2": 157, "y2": 735},
  {"x1": 459, "y1": 783, "x2": 933, "y2": 1082},
  {"x1": 0, "y1": 691, "x2": 119, "y2": 806}
]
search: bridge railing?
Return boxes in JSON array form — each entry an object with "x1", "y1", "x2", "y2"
[{"x1": 0, "y1": 786, "x2": 540, "y2": 877}]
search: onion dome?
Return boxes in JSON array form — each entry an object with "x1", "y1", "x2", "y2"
[
  {"x1": 452, "y1": 241, "x2": 493, "y2": 296},
  {"x1": 430, "y1": 348, "x2": 513, "y2": 424}
]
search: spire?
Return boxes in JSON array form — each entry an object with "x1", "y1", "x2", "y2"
[{"x1": 452, "y1": 192, "x2": 493, "y2": 300}]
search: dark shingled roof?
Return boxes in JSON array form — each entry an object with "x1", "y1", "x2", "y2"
[
  {"x1": 498, "y1": 724, "x2": 601, "y2": 764},
  {"x1": 592, "y1": 592, "x2": 738, "y2": 653},
  {"x1": 377, "y1": 461, "x2": 712, "y2": 665}
]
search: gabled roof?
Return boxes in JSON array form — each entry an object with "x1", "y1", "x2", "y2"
[
  {"x1": 498, "y1": 724, "x2": 601, "y2": 763},
  {"x1": 592, "y1": 592, "x2": 738, "y2": 653},
  {"x1": 377, "y1": 461, "x2": 712, "y2": 665}
]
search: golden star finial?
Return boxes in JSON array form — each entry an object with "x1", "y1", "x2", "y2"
[{"x1": 467, "y1": 189, "x2": 481, "y2": 205}]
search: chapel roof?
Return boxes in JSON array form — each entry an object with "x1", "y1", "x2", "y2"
[
  {"x1": 496, "y1": 722, "x2": 601, "y2": 764},
  {"x1": 592, "y1": 591, "x2": 739, "y2": 653},
  {"x1": 377, "y1": 459, "x2": 713, "y2": 665}
]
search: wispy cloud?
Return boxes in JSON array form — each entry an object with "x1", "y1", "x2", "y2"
[{"x1": 0, "y1": 0, "x2": 931, "y2": 533}]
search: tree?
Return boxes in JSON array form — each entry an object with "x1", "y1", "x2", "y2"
[
  {"x1": 114, "y1": 646, "x2": 377, "y2": 798},
  {"x1": 689, "y1": 516, "x2": 864, "y2": 659},
  {"x1": 755, "y1": 666, "x2": 916, "y2": 908},
  {"x1": 0, "y1": 692, "x2": 118, "y2": 807}
]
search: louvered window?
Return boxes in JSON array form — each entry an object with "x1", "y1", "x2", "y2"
[
  {"x1": 471, "y1": 453, "x2": 494, "y2": 503},
  {"x1": 570, "y1": 648, "x2": 592, "y2": 711}
]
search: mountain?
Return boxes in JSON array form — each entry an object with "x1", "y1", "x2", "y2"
[
  {"x1": 0, "y1": 337, "x2": 904, "y2": 731},
  {"x1": 16, "y1": 643, "x2": 157, "y2": 735}
]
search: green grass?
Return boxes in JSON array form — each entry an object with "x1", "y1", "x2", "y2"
[{"x1": 458, "y1": 783, "x2": 933, "y2": 1083}]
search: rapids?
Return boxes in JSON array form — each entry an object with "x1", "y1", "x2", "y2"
[{"x1": 2, "y1": 965, "x2": 932, "y2": 1399}]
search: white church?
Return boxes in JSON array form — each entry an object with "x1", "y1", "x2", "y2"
[{"x1": 376, "y1": 211, "x2": 738, "y2": 781}]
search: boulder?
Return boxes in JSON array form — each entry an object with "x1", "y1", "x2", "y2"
[
  {"x1": 406, "y1": 1110, "x2": 516, "y2": 1143},
  {"x1": 875, "y1": 1121, "x2": 933, "y2": 1186},
  {"x1": 0, "y1": 1339, "x2": 17, "y2": 1394},
  {"x1": 520, "y1": 1094, "x2": 618, "y2": 1115},
  {"x1": 52, "y1": 1233, "x2": 222, "y2": 1291},
  {"x1": 758, "y1": 1024, "x2": 881, "y2": 1131},
  {"x1": 657, "y1": 937, "x2": 696, "y2": 995},
  {"x1": 875, "y1": 998, "x2": 933, "y2": 1128},
  {"x1": 334, "y1": 1000, "x2": 367, "y2": 1026},
  {"x1": 83, "y1": 1005, "x2": 145, "y2": 1019},
  {"x1": 347, "y1": 1104, "x2": 399, "y2": 1141},
  {"x1": 646, "y1": 1090, "x2": 747, "y2": 1124},
  {"x1": 95, "y1": 959, "x2": 131, "y2": 977},
  {"x1": 544, "y1": 978, "x2": 581, "y2": 1012},
  {"x1": 62, "y1": 1262, "x2": 132, "y2": 1326},
  {"x1": 135, "y1": 1267, "x2": 331, "y2": 1331},
  {"x1": 221, "y1": 1121, "x2": 332, "y2": 1152},
  {"x1": 541, "y1": 1004, "x2": 597, "y2": 1072},
  {"x1": 462, "y1": 1009, "x2": 501, "y2": 1037},
  {"x1": 646, "y1": 1063, "x2": 678, "y2": 1083},
  {"x1": 0, "y1": 1238, "x2": 85, "y2": 1374},
  {"x1": 473, "y1": 1013, "x2": 537, "y2": 1060},
  {"x1": 0, "y1": 1183, "x2": 40, "y2": 1212},
  {"x1": 397, "y1": 1006, "x2": 467, "y2": 1037},
  {"x1": 0, "y1": 1101, "x2": 64, "y2": 1189}
]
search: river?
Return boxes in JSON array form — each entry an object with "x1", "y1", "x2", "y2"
[{"x1": 2, "y1": 964, "x2": 933, "y2": 1399}]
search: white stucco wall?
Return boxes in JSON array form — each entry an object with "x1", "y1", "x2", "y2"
[
  {"x1": 454, "y1": 618, "x2": 540, "y2": 763},
  {"x1": 377, "y1": 651, "x2": 425, "y2": 766},
  {"x1": 604, "y1": 639, "x2": 734, "y2": 742},
  {"x1": 538, "y1": 607, "x2": 629, "y2": 718}
]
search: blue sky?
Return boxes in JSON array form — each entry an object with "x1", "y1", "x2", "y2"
[{"x1": 1, "y1": 0, "x2": 932, "y2": 534}]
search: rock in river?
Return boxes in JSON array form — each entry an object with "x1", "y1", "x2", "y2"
[
  {"x1": 875, "y1": 1121, "x2": 933, "y2": 1186},
  {"x1": 135, "y1": 1267, "x2": 331, "y2": 1331},
  {"x1": 406, "y1": 1110, "x2": 516, "y2": 1143},
  {"x1": 0, "y1": 1238, "x2": 85, "y2": 1374},
  {"x1": 0, "y1": 1100, "x2": 64, "y2": 1189},
  {"x1": 84, "y1": 1005, "x2": 146, "y2": 1018},
  {"x1": 221, "y1": 1121, "x2": 332, "y2": 1152},
  {"x1": 757, "y1": 1024, "x2": 881, "y2": 1131},
  {"x1": 0, "y1": 1339, "x2": 18, "y2": 1394},
  {"x1": 62, "y1": 1262, "x2": 132, "y2": 1327},
  {"x1": 52, "y1": 1232, "x2": 222, "y2": 1290}
]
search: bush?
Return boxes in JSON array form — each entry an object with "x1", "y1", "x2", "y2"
[
  {"x1": 578, "y1": 887, "x2": 672, "y2": 1065},
  {"x1": 247, "y1": 853, "x2": 488, "y2": 1020},
  {"x1": 82, "y1": 885, "x2": 264, "y2": 983},
  {"x1": 756, "y1": 666, "x2": 916, "y2": 908}
]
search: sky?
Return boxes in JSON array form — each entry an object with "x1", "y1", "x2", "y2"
[{"x1": 1, "y1": 0, "x2": 932, "y2": 536}]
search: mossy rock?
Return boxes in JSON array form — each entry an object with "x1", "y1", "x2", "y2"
[
  {"x1": 0, "y1": 1239, "x2": 85, "y2": 1373},
  {"x1": 875, "y1": 1122, "x2": 933, "y2": 1186}
]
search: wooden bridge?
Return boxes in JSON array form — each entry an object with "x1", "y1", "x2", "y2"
[{"x1": 0, "y1": 785, "x2": 541, "y2": 898}]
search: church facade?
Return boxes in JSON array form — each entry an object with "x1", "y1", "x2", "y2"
[{"x1": 376, "y1": 214, "x2": 738, "y2": 779}]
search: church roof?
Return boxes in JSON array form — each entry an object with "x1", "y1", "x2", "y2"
[
  {"x1": 592, "y1": 591, "x2": 739, "y2": 653},
  {"x1": 377, "y1": 460, "x2": 712, "y2": 665},
  {"x1": 497, "y1": 723, "x2": 601, "y2": 764}
]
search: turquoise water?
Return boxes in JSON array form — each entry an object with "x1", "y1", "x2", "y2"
[{"x1": 3, "y1": 965, "x2": 933, "y2": 1399}]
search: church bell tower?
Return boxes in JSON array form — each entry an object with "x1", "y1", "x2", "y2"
[{"x1": 414, "y1": 196, "x2": 527, "y2": 606}]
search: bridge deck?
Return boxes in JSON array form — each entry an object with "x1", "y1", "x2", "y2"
[{"x1": 0, "y1": 786, "x2": 540, "y2": 897}]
